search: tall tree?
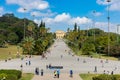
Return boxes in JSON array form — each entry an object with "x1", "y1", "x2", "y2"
[
  {"x1": 74, "y1": 23, "x2": 77, "y2": 31},
  {"x1": 21, "y1": 37, "x2": 35, "y2": 55},
  {"x1": 27, "y1": 22, "x2": 35, "y2": 37}
]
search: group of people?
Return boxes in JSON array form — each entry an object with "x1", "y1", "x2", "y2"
[
  {"x1": 35, "y1": 67, "x2": 44, "y2": 76},
  {"x1": 54, "y1": 70, "x2": 60, "y2": 78},
  {"x1": 54, "y1": 69, "x2": 73, "y2": 78}
]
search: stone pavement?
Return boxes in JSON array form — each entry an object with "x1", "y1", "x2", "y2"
[
  {"x1": 1, "y1": 39, "x2": 120, "y2": 80},
  {"x1": 32, "y1": 73, "x2": 82, "y2": 80}
]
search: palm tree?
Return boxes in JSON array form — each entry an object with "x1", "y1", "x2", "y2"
[
  {"x1": 27, "y1": 22, "x2": 35, "y2": 37},
  {"x1": 21, "y1": 37, "x2": 35, "y2": 55}
]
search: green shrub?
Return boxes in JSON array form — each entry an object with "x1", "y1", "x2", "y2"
[
  {"x1": 0, "y1": 69, "x2": 22, "y2": 79},
  {"x1": 113, "y1": 75, "x2": 120, "y2": 80},
  {"x1": 92, "y1": 74, "x2": 114, "y2": 80},
  {"x1": 0, "y1": 73, "x2": 17, "y2": 80},
  {"x1": 0, "y1": 73, "x2": 7, "y2": 79},
  {"x1": 6, "y1": 74, "x2": 17, "y2": 80}
]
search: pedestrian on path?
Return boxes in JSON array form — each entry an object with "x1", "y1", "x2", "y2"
[
  {"x1": 41, "y1": 69, "x2": 43, "y2": 76},
  {"x1": 26, "y1": 60, "x2": 28, "y2": 65},
  {"x1": 111, "y1": 71, "x2": 114, "y2": 75},
  {"x1": 35, "y1": 67, "x2": 39, "y2": 75},
  {"x1": 54, "y1": 70, "x2": 57, "y2": 78},
  {"x1": 20, "y1": 64, "x2": 23, "y2": 71},
  {"x1": 61, "y1": 55, "x2": 63, "y2": 59},
  {"x1": 57, "y1": 70, "x2": 60, "y2": 78},
  {"x1": 77, "y1": 58, "x2": 79, "y2": 61},
  {"x1": 28, "y1": 60, "x2": 31, "y2": 66},
  {"x1": 83, "y1": 59, "x2": 86, "y2": 63},
  {"x1": 70, "y1": 70, "x2": 73, "y2": 78},
  {"x1": 94, "y1": 66, "x2": 97, "y2": 73}
]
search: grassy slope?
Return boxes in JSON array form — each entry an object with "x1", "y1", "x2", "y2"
[
  {"x1": 20, "y1": 73, "x2": 34, "y2": 80},
  {"x1": 80, "y1": 74, "x2": 99, "y2": 80},
  {"x1": 76, "y1": 50, "x2": 118, "y2": 61},
  {"x1": 0, "y1": 45, "x2": 22, "y2": 60}
]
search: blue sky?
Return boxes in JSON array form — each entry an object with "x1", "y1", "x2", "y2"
[{"x1": 0, "y1": 0, "x2": 120, "y2": 32}]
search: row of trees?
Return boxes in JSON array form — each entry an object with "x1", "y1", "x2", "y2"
[
  {"x1": 65, "y1": 23, "x2": 120, "y2": 57},
  {"x1": 0, "y1": 13, "x2": 31, "y2": 46},
  {"x1": 20, "y1": 21, "x2": 54, "y2": 55},
  {"x1": 0, "y1": 13, "x2": 55, "y2": 55}
]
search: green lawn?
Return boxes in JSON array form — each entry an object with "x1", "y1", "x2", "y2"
[
  {"x1": 0, "y1": 45, "x2": 22, "y2": 60},
  {"x1": 80, "y1": 74, "x2": 99, "y2": 80},
  {"x1": 20, "y1": 73, "x2": 34, "y2": 80},
  {"x1": 76, "y1": 50, "x2": 118, "y2": 61}
]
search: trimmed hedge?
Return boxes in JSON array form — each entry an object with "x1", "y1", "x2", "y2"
[
  {"x1": 0, "y1": 69, "x2": 22, "y2": 80},
  {"x1": 6, "y1": 74, "x2": 17, "y2": 80},
  {"x1": 93, "y1": 74, "x2": 120, "y2": 80}
]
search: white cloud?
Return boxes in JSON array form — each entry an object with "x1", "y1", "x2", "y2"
[
  {"x1": 6, "y1": 0, "x2": 49, "y2": 12},
  {"x1": 54, "y1": 13, "x2": 71, "y2": 22},
  {"x1": 17, "y1": 7, "x2": 27, "y2": 13},
  {"x1": 110, "y1": 2, "x2": 120, "y2": 11},
  {"x1": 95, "y1": 22, "x2": 116, "y2": 32},
  {"x1": 0, "y1": 7, "x2": 4, "y2": 16},
  {"x1": 69, "y1": 17, "x2": 92, "y2": 25},
  {"x1": 0, "y1": 7, "x2": 4, "y2": 13},
  {"x1": 97, "y1": 0, "x2": 120, "y2": 11},
  {"x1": 94, "y1": 12, "x2": 103, "y2": 16},
  {"x1": 34, "y1": 13, "x2": 92, "y2": 30},
  {"x1": 43, "y1": 13, "x2": 92, "y2": 25},
  {"x1": 34, "y1": 12, "x2": 117, "y2": 32},
  {"x1": 96, "y1": 0, "x2": 110, "y2": 5},
  {"x1": 31, "y1": 10, "x2": 56, "y2": 17}
]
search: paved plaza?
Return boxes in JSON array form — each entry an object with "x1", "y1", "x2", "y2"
[{"x1": 0, "y1": 39, "x2": 120, "y2": 79}]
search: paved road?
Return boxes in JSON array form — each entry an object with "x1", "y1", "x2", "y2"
[{"x1": 0, "y1": 39, "x2": 120, "y2": 79}]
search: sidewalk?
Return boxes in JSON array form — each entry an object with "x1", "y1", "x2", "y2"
[{"x1": 32, "y1": 73, "x2": 83, "y2": 80}]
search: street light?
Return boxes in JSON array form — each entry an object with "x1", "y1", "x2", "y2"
[
  {"x1": 32, "y1": 14, "x2": 35, "y2": 21},
  {"x1": 117, "y1": 24, "x2": 120, "y2": 43},
  {"x1": 85, "y1": 16, "x2": 89, "y2": 37},
  {"x1": 107, "y1": 0, "x2": 111, "y2": 56},
  {"x1": 93, "y1": 10, "x2": 96, "y2": 43},
  {"x1": 23, "y1": 8, "x2": 26, "y2": 39}
]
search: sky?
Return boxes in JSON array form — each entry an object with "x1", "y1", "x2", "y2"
[{"x1": 0, "y1": 0, "x2": 120, "y2": 32}]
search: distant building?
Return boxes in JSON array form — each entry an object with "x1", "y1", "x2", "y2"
[{"x1": 55, "y1": 30, "x2": 66, "y2": 39}]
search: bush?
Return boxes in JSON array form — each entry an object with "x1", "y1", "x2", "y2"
[
  {"x1": 92, "y1": 74, "x2": 114, "y2": 80},
  {"x1": 0, "y1": 73, "x2": 7, "y2": 79},
  {"x1": 6, "y1": 74, "x2": 17, "y2": 80},
  {"x1": 0, "y1": 69, "x2": 22, "y2": 79},
  {"x1": 113, "y1": 75, "x2": 120, "y2": 80}
]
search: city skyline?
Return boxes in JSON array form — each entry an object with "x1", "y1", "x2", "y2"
[{"x1": 0, "y1": 0, "x2": 120, "y2": 32}]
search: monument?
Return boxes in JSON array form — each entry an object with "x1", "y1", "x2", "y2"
[{"x1": 55, "y1": 30, "x2": 66, "y2": 39}]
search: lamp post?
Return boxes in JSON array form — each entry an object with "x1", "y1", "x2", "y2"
[
  {"x1": 32, "y1": 14, "x2": 35, "y2": 21},
  {"x1": 117, "y1": 24, "x2": 120, "y2": 43},
  {"x1": 98, "y1": 46, "x2": 102, "y2": 58},
  {"x1": 93, "y1": 10, "x2": 96, "y2": 43},
  {"x1": 107, "y1": 0, "x2": 111, "y2": 56},
  {"x1": 85, "y1": 16, "x2": 89, "y2": 37},
  {"x1": 23, "y1": 8, "x2": 26, "y2": 39}
]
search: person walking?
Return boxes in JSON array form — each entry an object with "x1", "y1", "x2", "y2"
[
  {"x1": 94, "y1": 66, "x2": 97, "y2": 73},
  {"x1": 25, "y1": 60, "x2": 28, "y2": 65},
  {"x1": 54, "y1": 70, "x2": 57, "y2": 78},
  {"x1": 28, "y1": 60, "x2": 31, "y2": 65},
  {"x1": 35, "y1": 67, "x2": 39, "y2": 75},
  {"x1": 41, "y1": 69, "x2": 43, "y2": 76},
  {"x1": 111, "y1": 71, "x2": 114, "y2": 75},
  {"x1": 70, "y1": 70, "x2": 73, "y2": 78},
  {"x1": 20, "y1": 64, "x2": 23, "y2": 71},
  {"x1": 57, "y1": 70, "x2": 60, "y2": 78}
]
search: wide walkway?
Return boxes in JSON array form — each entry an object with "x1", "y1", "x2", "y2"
[
  {"x1": 32, "y1": 73, "x2": 82, "y2": 80},
  {"x1": 1, "y1": 39, "x2": 120, "y2": 79},
  {"x1": 31, "y1": 39, "x2": 83, "y2": 80}
]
